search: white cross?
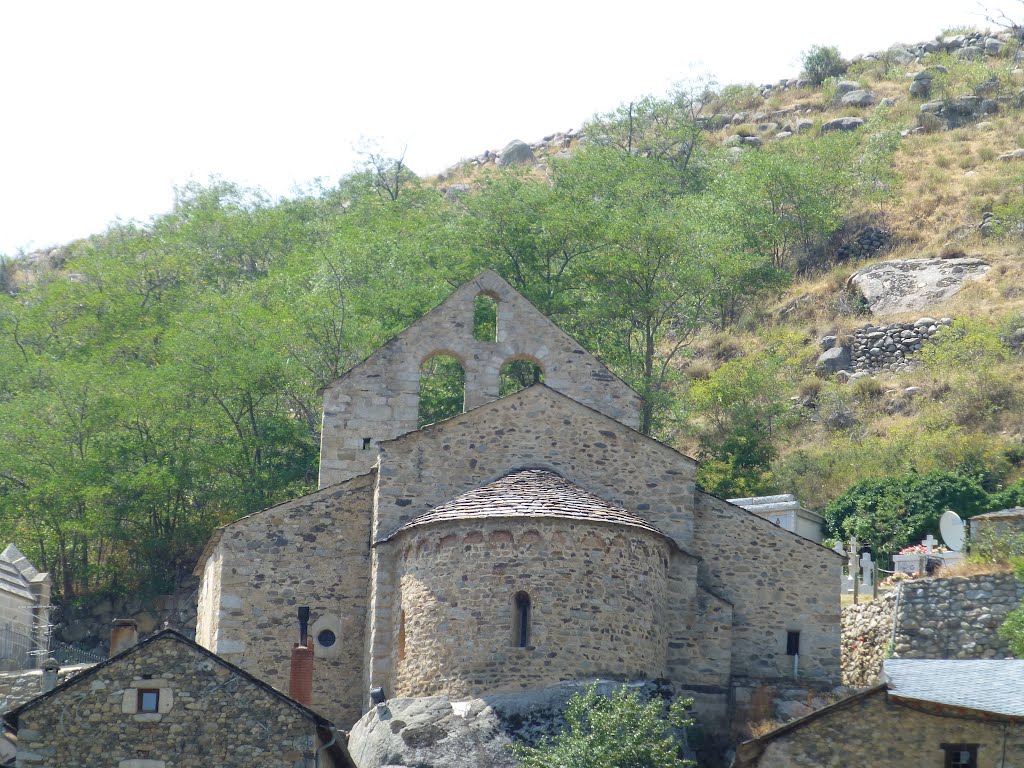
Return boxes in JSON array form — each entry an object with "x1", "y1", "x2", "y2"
[
  {"x1": 860, "y1": 551, "x2": 874, "y2": 588},
  {"x1": 922, "y1": 534, "x2": 937, "y2": 554}
]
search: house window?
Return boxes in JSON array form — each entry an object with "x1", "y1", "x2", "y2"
[
  {"x1": 361, "y1": 437, "x2": 372, "y2": 450},
  {"x1": 786, "y1": 630, "x2": 800, "y2": 656},
  {"x1": 137, "y1": 688, "x2": 160, "y2": 713},
  {"x1": 513, "y1": 592, "x2": 531, "y2": 648},
  {"x1": 942, "y1": 744, "x2": 978, "y2": 768}
]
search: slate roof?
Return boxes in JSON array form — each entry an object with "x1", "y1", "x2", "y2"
[
  {"x1": 0, "y1": 560, "x2": 32, "y2": 601},
  {"x1": 380, "y1": 468, "x2": 667, "y2": 542},
  {"x1": 971, "y1": 507, "x2": 1024, "y2": 520},
  {"x1": 883, "y1": 658, "x2": 1024, "y2": 717}
]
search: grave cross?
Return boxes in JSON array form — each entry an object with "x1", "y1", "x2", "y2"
[
  {"x1": 859, "y1": 551, "x2": 874, "y2": 590},
  {"x1": 922, "y1": 534, "x2": 937, "y2": 554}
]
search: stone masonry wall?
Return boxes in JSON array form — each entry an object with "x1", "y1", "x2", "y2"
[
  {"x1": 840, "y1": 592, "x2": 896, "y2": 687},
  {"x1": 319, "y1": 269, "x2": 643, "y2": 487},
  {"x1": 739, "y1": 689, "x2": 1024, "y2": 768},
  {"x1": 693, "y1": 494, "x2": 841, "y2": 684},
  {"x1": 194, "y1": 471, "x2": 376, "y2": 728},
  {"x1": 892, "y1": 571, "x2": 1024, "y2": 659},
  {"x1": 14, "y1": 635, "x2": 334, "y2": 768},
  {"x1": 391, "y1": 518, "x2": 671, "y2": 698},
  {"x1": 365, "y1": 385, "x2": 698, "y2": 697},
  {"x1": 849, "y1": 317, "x2": 950, "y2": 374}
]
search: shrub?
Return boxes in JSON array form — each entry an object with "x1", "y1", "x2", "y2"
[
  {"x1": 802, "y1": 45, "x2": 846, "y2": 86},
  {"x1": 513, "y1": 684, "x2": 695, "y2": 768}
]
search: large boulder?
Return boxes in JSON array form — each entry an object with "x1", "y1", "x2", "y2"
[
  {"x1": 817, "y1": 345, "x2": 852, "y2": 376},
  {"x1": 841, "y1": 89, "x2": 876, "y2": 107},
  {"x1": 849, "y1": 258, "x2": 990, "y2": 316},
  {"x1": 347, "y1": 680, "x2": 676, "y2": 768},
  {"x1": 497, "y1": 140, "x2": 536, "y2": 167},
  {"x1": 820, "y1": 117, "x2": 865, "y2": 134}
]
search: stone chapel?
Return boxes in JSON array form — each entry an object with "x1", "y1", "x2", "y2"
[{"x1": 194, "y1": 269, "x2": 841, "y2": 736}]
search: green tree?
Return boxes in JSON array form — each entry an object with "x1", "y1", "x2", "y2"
[
  {"x1": 513, "y1": 685, "x2": 695, "y2": 768},
  {"x1": 802, "y1": 45, "x2": 846, "y2": 85}
]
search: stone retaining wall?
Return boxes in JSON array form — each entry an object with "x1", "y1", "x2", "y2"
[
  {"x1": 849, "y1": 317, "x2": 951, "y2": 373},
  {"x1": 892, "y1": 571, "x2": 1023, "y2": 658},
  {"x1": 839, "y1": 572, "x2": 1024, "y2": 686}
]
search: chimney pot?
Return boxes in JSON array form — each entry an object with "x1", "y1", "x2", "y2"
[
  {"x1": 288, "y1": 638, "x2": 314, "y2": 706},
  {"x1": 110, "y1": 619, "x2": 138, "y2": 657},
  {"x1": 40, "y1": 659, "x2": 59, "y2": 693}
]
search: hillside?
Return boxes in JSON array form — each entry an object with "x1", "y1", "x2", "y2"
[{"x1": 3, "y1": 23, "x2": 1024, "y2": 603}]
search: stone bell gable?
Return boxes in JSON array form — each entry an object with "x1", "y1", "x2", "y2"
[{"x1": 318, "y1": 269, "x2": 643, "y2": 487}]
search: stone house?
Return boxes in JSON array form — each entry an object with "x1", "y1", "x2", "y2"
[
  {"x1": 0, "y1": 546, "x2": 50, "y2": 670},
  {"x1": 2, "y1": 627, "x2": 354, "y2": 768},
  {"x1": 194, "y1": 269, "x2": 842, "y2": 739},
  {"x1": 732, "y1": 659, "x2": 1024, "y2": 767}
]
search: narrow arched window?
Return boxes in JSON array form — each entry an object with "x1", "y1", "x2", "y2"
[
  {"x1": 513, "y1": 591, "x2": 531, "y2": 648},
  {"x1": 499, "y1": 359, "x2": 544, "y2": 397},
  {"x1": 473, "y1": 293, "x2": 498, "y2": 342}
]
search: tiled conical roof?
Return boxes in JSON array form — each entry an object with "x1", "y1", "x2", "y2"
[{"x1": 382, "y1": 469, "x2": 665, "y2": 541}]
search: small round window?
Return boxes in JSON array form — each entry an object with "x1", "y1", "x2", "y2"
[{"x1": 317, "y1": 629, "x2": 337, "y2": 648}]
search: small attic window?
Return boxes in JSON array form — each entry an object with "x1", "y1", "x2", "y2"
[
  {"x1": 138, "y1": 689, "x2": 159, "y2": 713},
  {"x1": 473, "y1": 293, "x2": 498, "y2": 342},
  {"x1": 361, "y1": 437, "x2": 372, "y2": 450}
]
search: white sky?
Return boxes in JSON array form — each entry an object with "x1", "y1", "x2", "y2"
[{"x1": 0, "y1": 0, "x2": 999, "y2": 254}]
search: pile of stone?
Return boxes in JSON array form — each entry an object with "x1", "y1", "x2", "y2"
[
  {"x1": 849, "y1": 317, "x2": 952, "y2": 373},
  {"x1": 817, "y1": 317, "x2": 952, "y2": 377},
  {"x1": 841, "y1": 592, "x2": 896, "y2": 687},
  {"x1": 918, "y1": 95, "x2": 999, "y2": 130},
  {"x1": 836, "y1": 227, "x2": 890, "y2": 261}
]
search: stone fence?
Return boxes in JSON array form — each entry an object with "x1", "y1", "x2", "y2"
[
  {"x1": 841, "y1": 571, "x2": 1024, "y2": 686},
  {"x1": 892, "y1": 571, "x2": 1023, "y2": 659},
  {"x1": 818, "y1": 317, "x2": 951, "y2": 377}
]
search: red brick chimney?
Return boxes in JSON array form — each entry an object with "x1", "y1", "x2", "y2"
[
  {"x1": 289, "y1": 606, "x2": 314, "y2": 705},
  {"x1": 110, "y1": 619, "x2": 138, "y2": 657},
  {"x1": 289, "y1": 637, "x2": 314, "y2": 706}
]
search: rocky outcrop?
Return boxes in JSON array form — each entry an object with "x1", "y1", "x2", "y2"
[
  {"x1": 849, "y1": 257, "x2": 989, "y2": 316},
  {"x1": 347, "y1": 679, "x2": 677, "y2": 768}
]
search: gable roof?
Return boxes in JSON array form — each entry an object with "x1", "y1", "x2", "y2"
[
  {"x1": 971, "y1": 506, "x2": 1024, "y2": 520},
  {"x1": 386, "y1": 382, "x2": 697, "y2": 469},
  {"x1": 883, "y1": 658, "x2": 1024, "y2": 717},
  {"x1": 2, "y1": 629, "x2": 353, "y2": 767},
  {"x1": 379, "y1": 468, "x2": 669, "y2": 543},
  {"x1": 324, "y1": 269, "x2": 640, "y2": 403},
  {"x1": 193, "y1": 469, "x2": 377, "y2": 575},
  {"x1": 732, "y1": 659, "x2": 1024, "y2": 766}
]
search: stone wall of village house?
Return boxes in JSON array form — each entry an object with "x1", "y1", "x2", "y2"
[
  {"x1": 892, "y1": 571, "x2": 1024, "y2": 659},
  {"x1": 13, "y1": 637, "x2": 338, "y2": 768},
  {"x1": 740, "y1": 690, "x2": 1024, "y2": 768},
  {"x1": 693, "y1": 494, "x2": 841, "y2": 684},
  {"x1": 194, "y1": 472, "x2": 376, "y2": 728},
  {"x1": 318, "y1": 270, "x2": 643, "y2": 487},
  {"x1": 390, "y1": 518, "x2": 672, "y2": 698},
  {"x1": 364, "y1": 386, "x2": 698, "y2": 694}
]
